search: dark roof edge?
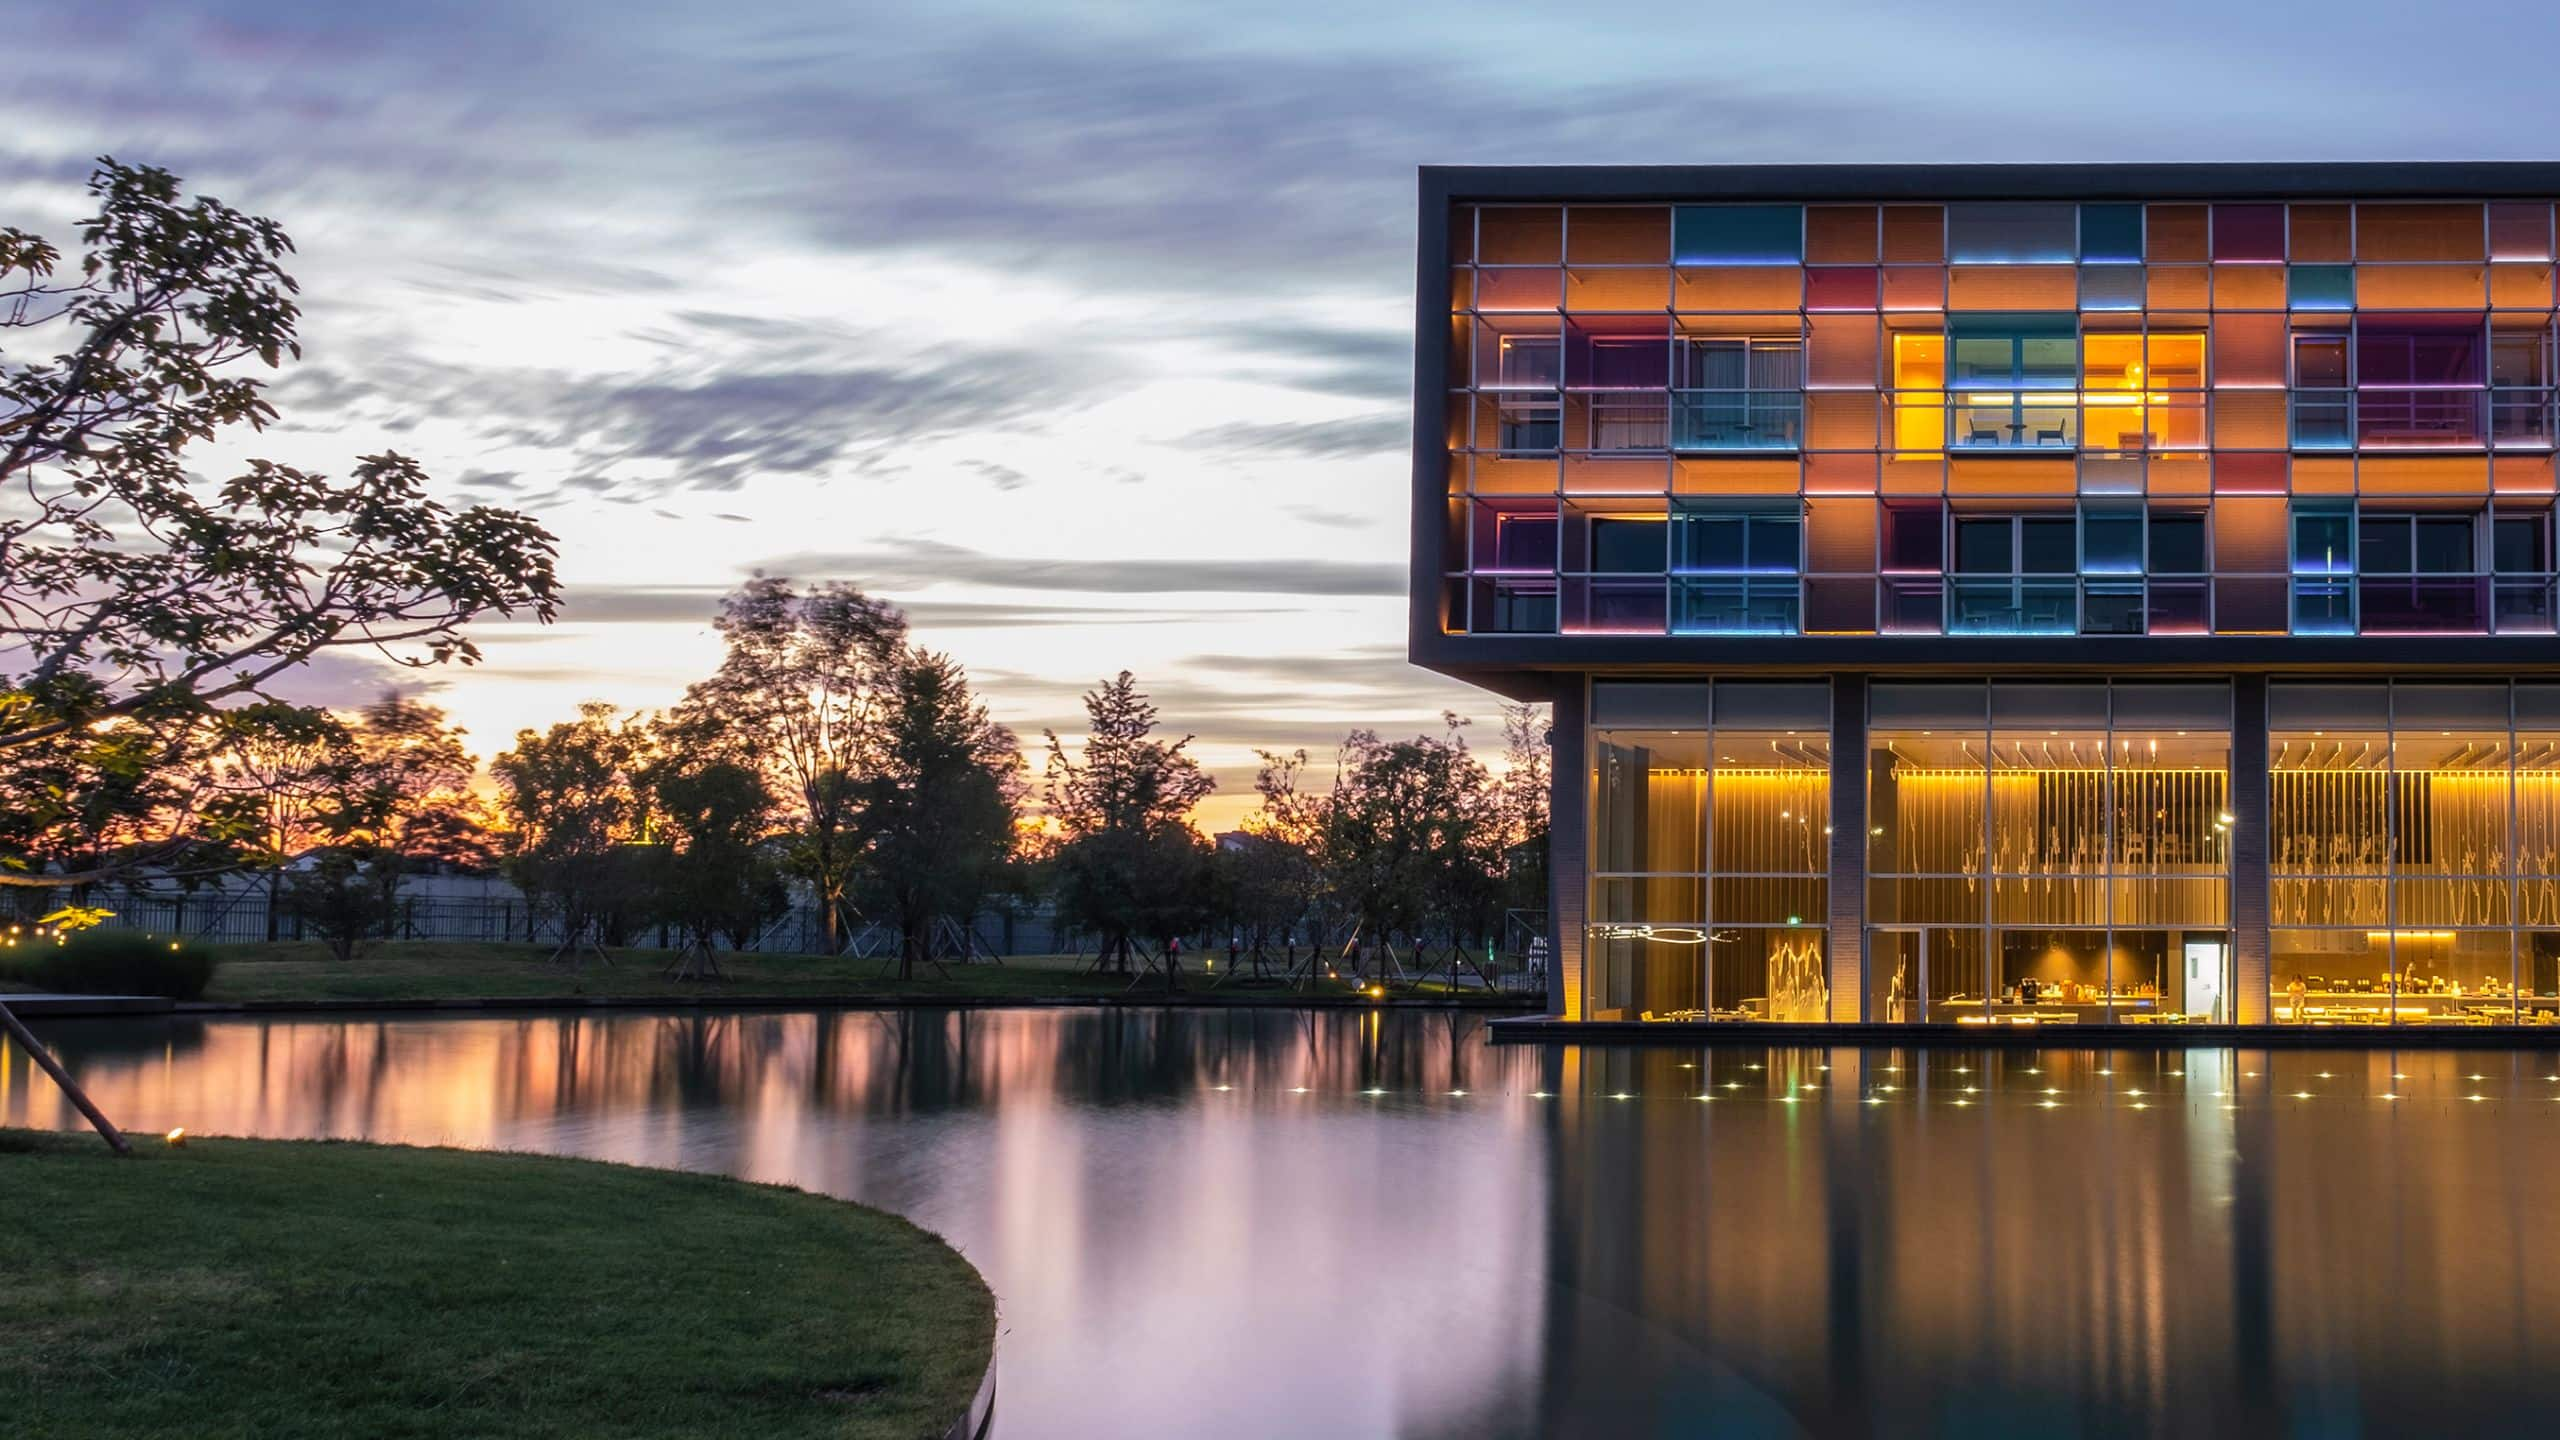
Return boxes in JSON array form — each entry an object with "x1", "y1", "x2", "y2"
[{"x1": 1419, "y1": 162, "x2": 2560, "y2": 204}]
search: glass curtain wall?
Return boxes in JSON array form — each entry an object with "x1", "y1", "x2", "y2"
[
  {"x1": 1588, "y1": 681, "x2": 1831, "y2": 1021},
  {"x1": 1866, "y1": 681, "x2": 2232, "y2": 1025},
  {"x1": 2270, "y1": 681, "x2": 2560, "y2": 1024}
]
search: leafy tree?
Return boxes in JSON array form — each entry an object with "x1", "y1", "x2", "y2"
[
  {"x1": 203, "y1": 702, "x2": 361, "y2": 940},
  {"x1": 490, "y1": 704, "x2": 652, "y2": 954},
  {"x1": 0, "y1": 158, "x2": 558, "y2": 892},
  {"x1": 1042, "y1": 673, "x2": 1213, "y2": 977},
  {"x1": 277, "y1": 848, "x2": 401, "y2": 964},
  {"x1": 854, "y1": 649, "x2": 1023, "y2": 981},
  {"x1": 344, "y1": 693, "x2": 491, "y2": 872},
  {"x1": 1495, "y1": 701, "x2": 1552, "y2": 921},
  {"x1": 640, "y1": 750, "x2": 786, "y2": 973},
  {"x1": 1312, "y1": 718, "x2": 1504, "y2": 980},
  {"x1": 675, "y1": 576, "x2": 905, "y2": 950},
  {"x1": 1226, "y1": 748, "x2": 1327, "y2": 965}
]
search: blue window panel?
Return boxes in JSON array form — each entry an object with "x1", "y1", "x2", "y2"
[
  {"x1": 1672, "y1": 578, "x2": 1800, "y2": 634},
  {"x1": 2080, "y1": 204, "x2": 2144, "y2": 262},
  {"x1": 1673, "y1": 205, "x2": 1803, "y2": 265},
  {"x1": 2292, "y1": 579, "x2": 2355, "y2": 634},
  {"x1": 1946, "y1": 203, "x2": 2077, "y2": 263},
  {"x1": 2289, "y1": 264, "x2": 2355, "y2": 310},
  {"x1": 2081, "y1": 264, "x2": 2145, "y2": 310}
]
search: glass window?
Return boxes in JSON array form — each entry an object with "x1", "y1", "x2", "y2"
[
  {"x1": 2083, "y1": 506, "x2": 2143, "y2": 574},
  {"x1": 1673, "y1": 205, "x2": 1803, "y2": 265},
  {"x1": 1946, "y1": 203, "x2": 2076, "y2": 263},
  {"x1": 2080, "y1": 204, "x2": 2143, "y2": 262},
  {"x1": 1956, "y1": 517, "x2": 2012, "y2": 573},
  {"x1": 1589, "y1": 516, "x2": 1667, "y2": 573},
  {"x1": 2496, "y1": 513, "x2": 2550, "y2": 573},
  {"x1": 2293, "y1": 508, "x2": 2353, "y2": 574},
  {"x1": 2288, "y1": 265, "x2": 2356, "y2": 310},
  {"x1": 2150, "y1": 512, "x2": 2208, "y2": 573},
  {"x1": 2019, "y1": 517, "x2": 2076, "y2": 573}
]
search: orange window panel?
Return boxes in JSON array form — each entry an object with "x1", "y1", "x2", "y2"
[
  {"x1": 1947, "y1": 265, "x2": 2075, "y2": 311},
  {"x1": 2213, "y1": 390, "x2": 2288, "y2": 449},
  {"x1": 2147, "y1": 332, "x2": 2208, "y2": 388},
  {"x1": 2496, "y1": 455, "x2": 2557, "y2": 493},
  {"x1": 1445, "y1": 391, "x2": 1471, "y2": 452},
  {"x1": 1565, "y1": 267, "x2": 1671, "y2": 311},
  {"x1": 2213, "y1": 495, "x2": 2289, "y2": 571},
  {"x1": 1470, "y1": 457, "x2": 1560, "y2": 494},
  {"x1": 1948, "y1": 458, "x2": 2074, "y2": 495},
  {"x1": 2359, "y1": 455, "x2": 2489, "y2": 495},
  {"x1": 1566, "y1": 207, "x2": 1671, "y2": 265},
  {"x1": 1479, "y1": 207, "x2": 1563, "y2": 264},
  {"x1": 1805, "y1": 453, "x2": 1879, "y2": 493},
  {"x1": 2491, "y1": 264, "x2": 2555, "y2": 309},
  {"x1": 2147, "y1": 205, "x2": 2209, "y2": 263},
  {"x1": 2491, "y1": 203, "x2": 2555, "y2": 261},
  {"x1": 1562, "y1": 457, "x2": 1669, "y2": 494},
  {"x1": 1889, "y1": 330, "x2": 1946, "y2": 388},
  {"x1": 1806, "y1": 497, "x2": 1879, "y2": 571},
  {"x1": 2288, "y1": 204, "x2": 2353, "y2": 262},
  {"x1": 2356, "y1": 265, "x2": 2487, "y2": 309},
  {"x1": 2357, "y1": 203, "x2": 2486, "y2": 262},
  {"x1": 2080, "y1": 456, "x2": 2144, "y2": 494},
  {"x1": 1882, "y1": 206, "x2": 1945, "y2": 263},
  {"x1": 2213, "y1": 314, "x2": 2287, "y2": 388},
  {"x1": 1674, "y1": 457, "x2": 1800, "y2": 495},
  {"x1": 2148, "y1": 454, "x2": 2211, "y2": 494},
  {"x1": 2213, "y1": 452, "x2": 2287, "y2": 493},
  {"x1": 1881, "y1": 456, "x2": 1944, "y2": 493},
  {"x1": 2292, "y1": 457, "x2": 2354, "y2": 495},
  {"x1": 1881, "y1": 265, "x2": 1944, "y2": 311},
  {"x1": 1673, "y1": 265, "x2": 1800, "y2": 312},
  {"x1": 1887, "y1": 392, "x2": 1946, "y2": 456},
  {"x1": 1450, "y1": 268, "x2": 1474, "y2": 312},
  {"x1": 1807, "y1": 315, "x2": 1879, "y2": 388},
  {"x1": 2212, "y1": 264, "x2": 2286, "y2": 310},
  {"x1": 2081, "y1": 396, "x2": 2147, "y2": 453},
  {"x1": 1807, "y1": 206, "x2": 1880, "y2": 264},
  {"x1": 2082, "y1": 333, "x2": 2143, "y2": 390},
  {"x1": 1474, "y1": 267, "x2": 1561, "y2": 312},
  {"x1": 2148, "y1": 266, "x2": 2210, "y2": 310},
  {"x1": 1805, "y1": 391, "x2": 1879, "y2": 450}
]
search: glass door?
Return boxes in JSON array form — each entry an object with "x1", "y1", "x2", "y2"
[{"x1": 1869, "y1": 927, "x2": 1926, "y2": 1023}]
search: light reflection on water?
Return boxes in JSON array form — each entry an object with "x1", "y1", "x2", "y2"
[{"x1": 11, "y1": 1009, "x2": 2560, "y2": 1437}]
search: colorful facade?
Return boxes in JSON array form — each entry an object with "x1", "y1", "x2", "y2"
[{"x1": 1409, "y1": 164, "x2": 2560, "y2": 1027}]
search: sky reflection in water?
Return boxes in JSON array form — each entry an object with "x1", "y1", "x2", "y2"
[{"x1": 12, "y1": 1009, "x2": 2560, "y2": 1438}]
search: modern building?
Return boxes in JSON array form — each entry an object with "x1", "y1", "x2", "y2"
[{"x1": 1411, "y1": 163, "x2": 2560, "y2": 1028}]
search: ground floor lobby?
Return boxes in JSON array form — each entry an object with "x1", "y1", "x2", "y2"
[{"x1": 1555, "y1": 673, "x2": 2560, "y2": 1028}]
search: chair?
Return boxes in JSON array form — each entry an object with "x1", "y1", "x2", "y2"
[
  {"x1": 2035, "y1": 426, "x2": 2066, "y2": 446},
  {"x1": 1969, "y1": 427, "x2": 2000, "y2": 446}
]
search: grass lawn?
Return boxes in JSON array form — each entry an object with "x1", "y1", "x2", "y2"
[
  {"x1": 188, "y1": 939, "x2": 1527, "y2": 1007},
  {"x1": 0, "y1": 1128, "x2": 993, "y2": 1440}
]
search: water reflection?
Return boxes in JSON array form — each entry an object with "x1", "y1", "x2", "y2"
[{"x1": 11, "y1": 1010, "x2": 2560, "y2": 1436}]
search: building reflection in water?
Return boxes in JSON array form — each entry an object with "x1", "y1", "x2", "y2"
[{"x1": 12, "y1": 1011, "x2": 2560, "y2": 1436}]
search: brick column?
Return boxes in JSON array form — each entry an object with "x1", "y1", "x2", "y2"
[
  {"x1": 1828, "y1": 673, "x2": 1867, "y2": 1023},
  {"x1": 1548, "y1": 678, "x2": 1588, "y2": 1021},
  {"x1": 2231, "y1": 673, "x2": 2270, "y2": 1024}
]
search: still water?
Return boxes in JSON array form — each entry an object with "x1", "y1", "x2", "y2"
[{"x1": 11, "y1": 1008, "x2": 2560, "y2": 1437}]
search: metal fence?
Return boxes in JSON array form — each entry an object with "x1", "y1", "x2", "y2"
[{"x1": 73, "y1": 889, "x2": 1068, "y2": 958}]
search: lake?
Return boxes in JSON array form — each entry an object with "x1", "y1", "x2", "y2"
[{"x1": 11, "y1": 1007, "x2": 2560, "y2": 1437}]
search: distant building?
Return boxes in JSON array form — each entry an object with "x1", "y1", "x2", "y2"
[{"x1": 1413, "y1": 163, "x2": 2560, "y2": 1028}]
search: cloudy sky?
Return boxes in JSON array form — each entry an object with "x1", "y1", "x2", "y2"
[{"x1": 15, "y1": 1, "x2": 2560, "y2": 829}]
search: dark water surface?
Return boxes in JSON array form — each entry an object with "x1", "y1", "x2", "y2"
[{"x1": 12, "y1": 1008, "x2": 2560, "y2": 1437}]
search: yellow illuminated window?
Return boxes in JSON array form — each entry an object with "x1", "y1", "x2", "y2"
[{"x1": 1890, "y1": 332, "x2": 1945, "y2": 454}]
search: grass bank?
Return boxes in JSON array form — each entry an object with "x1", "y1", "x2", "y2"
[
  {"x1": 180, "y1": 939, "x2": 1530, "y2": 1008},
  {"x1": 0, "y1": 1129, "x2": 993, "y2": 1440}
]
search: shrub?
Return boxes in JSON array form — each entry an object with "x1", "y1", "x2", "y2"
[{"x1": 0, "y1": 928, "x2": 217, "y2": 1000}]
